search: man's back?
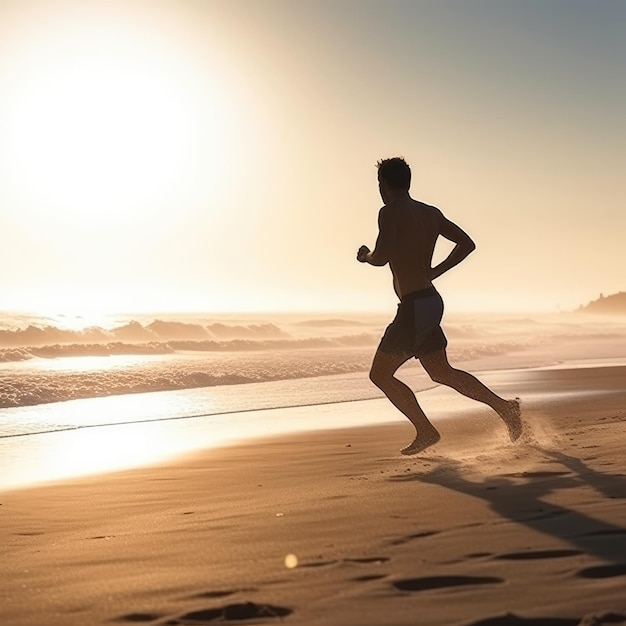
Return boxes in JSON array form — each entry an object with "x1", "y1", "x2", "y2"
[{"x1": 383, "y1": 199, "x2": 442, "y2": 298}]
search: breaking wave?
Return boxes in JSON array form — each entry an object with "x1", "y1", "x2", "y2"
[
  {"x1": 0, "y1": 316, "x2": 383, "y2": 364},
  {"x1": 0, "y1": 334, "x2": 378, "y2": 363},
  {"x1": 1, "y1": 310, "x2": 624, "y2": 410},
  {"x1": 0, "y1": 348, "x2": 376, "y2": 408},
  {"x1": 0, "y1": 319, "x2": 291, "y2": 348}
]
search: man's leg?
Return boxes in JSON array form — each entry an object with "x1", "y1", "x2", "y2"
[
  {"x1": 419, "y1": 349, "x2": 522, "y2": 441},
  {"x1": 369, "y1": 349, "x2": 441, "y2": 454}
]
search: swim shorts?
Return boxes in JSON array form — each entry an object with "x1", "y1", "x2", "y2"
[{"x1": 377, "y1": 286, "x2": 448, "y2": 358}]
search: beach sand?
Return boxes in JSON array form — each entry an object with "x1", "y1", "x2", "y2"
[{"x1": 2, "y1": 365, "x2": 626, "y2": 626}]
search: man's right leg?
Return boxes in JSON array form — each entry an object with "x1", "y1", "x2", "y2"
[
  {"x1": 420, "y1": 349, "x2": 522, "y2": 441},
  {"x1": 369, "y1": 349, "x2": 441, "y2": 454}
]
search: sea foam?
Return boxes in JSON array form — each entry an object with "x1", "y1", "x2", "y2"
[{"x1": 1, "y1": 311, "x2": 624, "y2": 413}]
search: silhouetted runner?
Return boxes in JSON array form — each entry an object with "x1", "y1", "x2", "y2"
[{"x1": 357, "y1": 157, "x2": 521, "y2": 455}]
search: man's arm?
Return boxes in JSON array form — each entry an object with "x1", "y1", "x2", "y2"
[
  {"x1": 430, "y1": 215, "x2": 476, "y2": 280},
  {"x1": 357, "y1": 207, "x2": 393, "y2": 266}
]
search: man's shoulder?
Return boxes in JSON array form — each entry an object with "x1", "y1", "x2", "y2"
[
  {"x1": 380, "y1": 200, "x2": 443, "y2": 219},
  {"x1": 412, "y1": 199, "x2": 443, "y2": 215}
]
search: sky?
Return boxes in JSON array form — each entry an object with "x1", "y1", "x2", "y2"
[{"x1": 0, "y1": 0, "x2": 624, "y2": 315}]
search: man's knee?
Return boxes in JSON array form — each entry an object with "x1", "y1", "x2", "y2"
[
  {"x1": 370, "y1": 350, "x2": 408, "y2": 389},
  {"x1": 369, "y1": 363, "x2": 393, "y2": 390},
  {"x1": 369, "y1": 366, "x2": 385, "y2": 389},
  {"x1": 422, "y1": 355, "x2": 455, "y2": 385},
  {"x1": 427, "y1": 368, "x2": 449, "y2": 385}
]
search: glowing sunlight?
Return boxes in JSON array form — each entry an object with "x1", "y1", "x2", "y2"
[{"x1": 2, "y1": 11, "x2": 224, "y2": 228}]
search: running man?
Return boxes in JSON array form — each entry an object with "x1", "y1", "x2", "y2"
[{"x1": 357, "y1": 157, "x2": 521, "y2": 455}]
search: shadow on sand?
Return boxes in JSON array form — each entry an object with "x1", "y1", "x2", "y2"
[{"x1": 388, "y1": 445, "x2": 626, "y2": 566}]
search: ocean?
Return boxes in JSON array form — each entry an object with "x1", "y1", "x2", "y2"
[{"x1": 2, "y1": 308, "x2": 625, "y2": 442}]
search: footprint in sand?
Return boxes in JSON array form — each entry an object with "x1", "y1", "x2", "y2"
[
  {"x1": 576, "y1": 563, "x2": 626, "y2": 579},
  {"x1": 392, "y1": 575, "x2": 502, "y2": 593},
  {"x1": 493, "y1": 548, "x2": 582, "y2": 561},
  {"x1": 351, "y1": 574, "x2": 388, "y2": 582},
  {"x1": 115, "y1": 602, "x2": 294, "y2": 625},
  {"x1": 463, "y1": 611, "x2": 626, "y2": 626},
  {"x1": 188, "y1": 589, "x2": 256, "y2": 600},
  {"x1": 388, "y1": 530, "x2": 439, "y2": 546},
  {"x1": 297, "y1": 559, "x2": 338, "y2": 568},
  {"x1": 165, "y1": 603, "x2": 293, "y2": 624},
  {"x1": 114, "y1": 614, "x2": 162, "y2": 623},
  {"x1": 463, "y1": 613, "x2": 579, "y2": 626},
  {"x1": 443, "y1": 552, "x2": 493, "y2": 565},
  {"x1": 341, "y1": 557, "x2": 391, "y2": 582},
  {"x1": 343, "y1": 556, "x2": 389, "y2": 564},
  {"x1": 298, "y1": 556, "x2": 390, "y2": 569}
]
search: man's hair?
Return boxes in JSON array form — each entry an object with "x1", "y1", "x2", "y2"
[{"x1": 376, "y1": 157, "x2": 411, "y2": 190}]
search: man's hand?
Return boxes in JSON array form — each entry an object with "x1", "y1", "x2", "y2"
[{"x1": 357, "y1": 245, "x2": 370, "y2": 263}]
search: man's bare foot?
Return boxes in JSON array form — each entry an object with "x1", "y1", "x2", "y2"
[
  {"x1": 498, "y1": 397, "x2": 522, "y2": 442},
  {"x1": 400, "y1": 428, "x2": 441, "y2": 456}
]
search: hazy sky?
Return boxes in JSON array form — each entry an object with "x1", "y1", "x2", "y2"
[{"x1": 0, "y1": 0, "x2": 624, "y2": 315}]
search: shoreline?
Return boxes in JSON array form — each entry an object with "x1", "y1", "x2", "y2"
[{"x1": 2, "y1": 360, "x2": 626, "y2": 493}]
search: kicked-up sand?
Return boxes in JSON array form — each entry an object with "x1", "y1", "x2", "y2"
[{"x1": 1, "y1": 364, "x2": 626, "y2": 626}]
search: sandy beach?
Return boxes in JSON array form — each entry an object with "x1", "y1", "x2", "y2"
[
  {"x1": 2, "y1": 364, "x2": 626, "y2": 626},
  {"x1": 2, "y1": 1, "x2": 625, "y2": 624}
]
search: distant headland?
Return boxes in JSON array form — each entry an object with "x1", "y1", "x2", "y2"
[{"x1": 577, "y1": 292, "x2": 626, "y2": 315}]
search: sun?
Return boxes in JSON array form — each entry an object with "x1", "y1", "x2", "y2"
[
  {"x1": 0, "y1": 2, "x2": 276, "y2": 316},
  {"x1": 10, "y1": 63, "x2": 192, "y2": 224},
  {"x1": 1, "y1": 8, "x2": 223, "y2": 227}
]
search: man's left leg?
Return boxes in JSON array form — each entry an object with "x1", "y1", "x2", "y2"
[{"x1": 369, "y1": 349, "x2": 441, "y2": 454}]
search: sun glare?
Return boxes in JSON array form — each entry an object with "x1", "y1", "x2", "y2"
[{"x1": 1, "y1": 9, "x2": 223, "y2": 227}]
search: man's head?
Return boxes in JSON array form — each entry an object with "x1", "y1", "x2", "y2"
[{"x1": 376, "y1": 157, "x2": 411, "y2": 191}]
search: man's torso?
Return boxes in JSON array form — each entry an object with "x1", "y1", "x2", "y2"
[{"x1": 384, "y1": 199, "x2": 441, "y2": 298}]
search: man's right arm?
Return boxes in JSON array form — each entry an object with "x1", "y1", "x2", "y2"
[
  {"x1": 430, "y1": 214, "x2": 476, "y2": 281},
  {"x1": 359, "y1": 206, "x2": 394, "y2": 267}
]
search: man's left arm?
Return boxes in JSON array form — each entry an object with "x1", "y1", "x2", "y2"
[
  {"x1": 429, "y1": 213, "x2": 476, "y2": 280},
  {"x1": 357, "y1": 207, "x2": 393, "y2": 266}
]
